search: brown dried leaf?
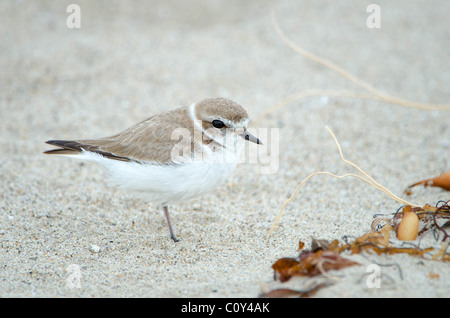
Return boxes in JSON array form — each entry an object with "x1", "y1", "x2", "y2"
[
  {"x1": 405, "y1": 171, "x2": 450, "y2": 195},
  {"x1": 272, "y1": 249, "x2": 359, "y2": 282},
  {"x1": 272, "y1": 258, "x2": 301, "y2": 282}
]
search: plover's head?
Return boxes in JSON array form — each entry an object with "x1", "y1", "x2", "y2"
[{"x1": 191, "y1": 97, "x2": 262, "y2": 146}]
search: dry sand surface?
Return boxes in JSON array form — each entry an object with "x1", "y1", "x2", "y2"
[{"x1": 1, "y1": 0, "x2": 449, "y2": 297}]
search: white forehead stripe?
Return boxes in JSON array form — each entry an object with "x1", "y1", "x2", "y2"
[
  {"x1": 189, "y1": 102, "x2": 204, "y2": 132},
  {"x1": 189, "y1": 101, "x2": 222, "y2": 146}
]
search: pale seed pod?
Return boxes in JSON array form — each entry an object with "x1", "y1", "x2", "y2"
[{"x1": 397, "y1": 212, "x2": 419, "y2": 241}]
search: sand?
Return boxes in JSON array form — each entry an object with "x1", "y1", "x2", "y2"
[{"x1": 1, "y1": 0, "x2": 449, "y2": 297}]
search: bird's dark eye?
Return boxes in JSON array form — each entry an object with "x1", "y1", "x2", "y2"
[{"x1": 212, "y1": 120, "x2": 225, "y2": 129}]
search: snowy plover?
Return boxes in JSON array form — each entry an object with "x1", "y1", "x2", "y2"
[{"x1": 44, "y1": 97, "x2": 261, "y2": 241}]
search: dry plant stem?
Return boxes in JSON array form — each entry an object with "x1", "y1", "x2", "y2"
[
  {"x1": 269, "y1": 127, "x2": 420, "y2": 236},
  {"x1": 254, "y1": 89, "x2": 373, "y2": 124},
  {"x1": 266, "y1": 10, "x2": 450, "y2": 117},
  {"x1": 324, "y1": 126, "x2": 418, "y2": 208}
]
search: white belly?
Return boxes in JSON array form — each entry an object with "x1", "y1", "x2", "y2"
[
  {"x1": 73, "y1": 149, "x2": 237, "y2": 204},
  {"x1": 111, "y1": 160, "x2": 236, "y2": 203}
]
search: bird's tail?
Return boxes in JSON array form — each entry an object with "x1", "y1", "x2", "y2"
[{"x1": 43, "y1": 140, "x2": 84, "y2": 155}]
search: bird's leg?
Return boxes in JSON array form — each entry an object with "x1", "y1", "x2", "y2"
[{"x1": 163, "y1": 205, "x2": 179, "y2": 242}]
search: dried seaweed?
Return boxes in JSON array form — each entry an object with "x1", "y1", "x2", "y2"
[
  {"x1": 372, "y1": 201, "x2": 450, "y2": 244},
  {"x1": 272, "y1": 239, "x2": 359, "y2": 283},
  {"x1": 369, "y1": 202, "x2": 450, "y2": 260},
  {"x1": 405, "y1": 171, "x2": 450, "y2": 195},
  {"x1": 272, "y1": 202, "x2": 450, "y2": 283},
  {"x1": 268, "y1": 205, "x2": 449, "y2": 297}
]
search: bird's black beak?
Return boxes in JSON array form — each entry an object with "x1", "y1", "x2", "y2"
[{"x1": 240, "y1": 129, "x2": 262, "y2": 145}]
